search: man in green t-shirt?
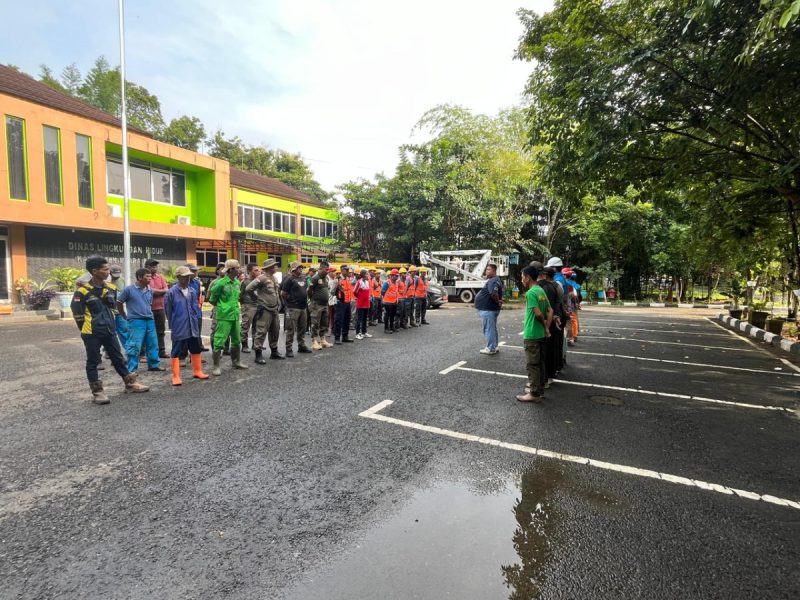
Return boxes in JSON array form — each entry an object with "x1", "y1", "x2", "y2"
[{"x1": 518, "y1": 265, "x2": 553, "y2": 403}]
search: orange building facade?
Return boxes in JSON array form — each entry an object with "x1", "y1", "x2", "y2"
[{"x1": 0, "y1": 66, "x2": 340, "y2": 303}]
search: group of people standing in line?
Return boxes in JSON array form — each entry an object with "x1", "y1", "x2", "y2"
[
  {"x1": 70, "y1": 254, "x2": 432, "y2": 405},
  {"x1": 474, "y1": 256, "x2": 582, "y2": 403}
]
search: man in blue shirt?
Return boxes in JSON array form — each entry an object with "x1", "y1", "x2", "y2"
[
  {"x1": 117, "y1": 268, "x2": 164, "y2": 374},
  {"x1": 474, "y1": 263, "x2": 504, "y2": 355}
]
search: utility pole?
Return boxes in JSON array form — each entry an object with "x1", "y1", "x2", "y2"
[{"x1": 118, "y1": 0, "x2": 132, "y2": 283}]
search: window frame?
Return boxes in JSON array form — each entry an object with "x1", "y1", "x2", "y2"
[
  {"x1": 76, "y1": 133, "x2": 94, "y2": 209},
  {"x1": 5, "y1": 115, "x2": 29, "y2": 201},
  {"x1": 105, "y1": 153, "x2": 187, "y2": 206},
  {"x1": 42, "y1": 125, "x2": 63, "y2": 205}
]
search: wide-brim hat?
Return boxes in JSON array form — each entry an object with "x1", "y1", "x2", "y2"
[
  {"x1": 262, "y1": 259, "x2": 278, "y2": 269},
  {"x1": 223, "y1": 259, "x2": 241, "y2": 273}
]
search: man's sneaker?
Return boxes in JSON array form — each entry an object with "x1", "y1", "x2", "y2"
[
  {"x1": 479, "y1": 347, "x2": 491, "y2": 354},
  {"x1": 364, "y1": 333, "x2": 373, "y2": 338},
  {"x1": 356, "y1": 333, "x2": 364, "y2": 340}
]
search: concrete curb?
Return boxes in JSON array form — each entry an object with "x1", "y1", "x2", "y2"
[
  {"x1": 0, "y1": 308, "x2": 61, "y2": 325},
  {"x1": 715, "y1": 313, "x2": 800, "y2": 357}
]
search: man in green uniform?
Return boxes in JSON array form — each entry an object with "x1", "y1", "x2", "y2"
[
  {"x1": 517, "y1": 265, "x2": 552, "y2": 403},
  {"x1": 208, "y1": 259, "x2": 249, "y2": 375},
  {"x1": 246, "y1": 258, "x2": 284, "y2": 364}
]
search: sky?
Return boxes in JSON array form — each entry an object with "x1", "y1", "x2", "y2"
[{"x1": 2, "y1": 0, "x2": 553, "y2": 192}]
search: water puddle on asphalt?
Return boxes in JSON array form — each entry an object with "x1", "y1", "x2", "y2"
[{"x1": 283, "y1": 464, "x2": 564, "y2": 600}]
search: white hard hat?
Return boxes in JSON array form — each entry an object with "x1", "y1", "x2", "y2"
[{"x1": 545, "y1": 256, "x2": 563, "y2": 268}]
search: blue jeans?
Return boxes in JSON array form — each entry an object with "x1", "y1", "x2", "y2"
[
  {"x1": 478, "y1": 310, "x2": 499, "y2": 351},
  {"x1": 115, "y1": 314, "x2": 129, "y2": 350},
  {"x1": 126, "y1": 318, "x2": 160, "y2": 373}
]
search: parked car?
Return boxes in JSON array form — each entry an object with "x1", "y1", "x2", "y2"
[{"x1": 427, "y1": 280, "x2": 448, "y2": 309}]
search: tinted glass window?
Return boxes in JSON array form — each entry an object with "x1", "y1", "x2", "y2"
[
  {"x1": 76, "y1": 134, "x2": 92, "y2": 207},
  {"x1": 6, "y1": 116, "x2": 27, "y2": 200},
  {"x1": 43, "y1": 126, "x2": 61, "y2": 204},
  {"x1": 130, "y1": 161, "x2": 151, "y2": 201}
]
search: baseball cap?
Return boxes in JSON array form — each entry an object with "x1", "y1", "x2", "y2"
[
  {"x1": 109, "y1": 264, "x2": 122, "y2": 275},
  {"x1": 289, "y1": 260, "x2": 303, "y2": 271},
  {"x1": 175, "y1": 266, "x2": 192, "y2": 277},
  {"x1": 145, "y1": 258, "x2": 159, "y2": 267}
]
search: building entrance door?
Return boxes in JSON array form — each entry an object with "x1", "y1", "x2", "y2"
[{"x1": 0, "y1": 236, "x2": 9, "y2": 302}]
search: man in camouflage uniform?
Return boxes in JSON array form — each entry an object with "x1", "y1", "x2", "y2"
[
  {"x1": 239, "y1": 262, "x2": 260, "y2": 354},
  {"x1": 245, "y1": 258, "x2": 284, "y2": 364},
  {"x1": 308, "y1": 261, "x2": 333, "y2": 350}
]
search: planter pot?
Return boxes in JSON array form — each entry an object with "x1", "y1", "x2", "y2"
[
  {"x1": 728, "y1": 309, "x2": 743, "y2": 319},
  {"x1": 27, "y1": 298, "x2": 52, "y2": 311},
  {"x1": 765, "y1": 318, "x2": 786, "y2": 336},
  {"x1": 749, "y1": 310, "x2": 769, "y2": 329},
  {"x1": 17, "y1": 291, "x2": 28, "y2": 306},
  {"x1": 56, "y1": 291, "x2": 73, "y2": 311}
]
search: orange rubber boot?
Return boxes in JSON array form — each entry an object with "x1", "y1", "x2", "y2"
[
  {"x1": 191, "y1": 353, "x2": 209, "y2": 380},
  {"x1": 171, "y1": 358, "x2": 183, "y2": 386}
]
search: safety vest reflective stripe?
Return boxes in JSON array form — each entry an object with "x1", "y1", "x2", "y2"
[
  {"x1": 415, "y1": 279, "x2": 427, "y2": 298},
  {"x1": 339, "y1": 278, "x2": 354, "y2": 303},
  {"x1": 370, "y1": 277, "x2": 381, "y2": 298},
  {"x1": 383, "y1": 281, "x2": 398, "y2": 304},
  {"x1": 398, "y1": 280, "x2": 407, "y2": 299}
]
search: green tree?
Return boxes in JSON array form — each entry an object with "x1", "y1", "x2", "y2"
[
  {"x1": 60, "y1": 63, "x2": 82, "y2": 95},
  {"x1": 208, "y1": 131, "x2": 331, "y2": 202},
  {"x1": 38, "y1": 65, "x2": 66, "y2": 93},
  {"x1": 517, "y1": 0, "x2": 800, "y2": 311},
  {"x1": 161, "y1": 115, "x2": 206, "y2": 151}
]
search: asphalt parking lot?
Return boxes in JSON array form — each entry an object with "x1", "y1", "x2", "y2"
[{"x1": 1, "y1": 305, "x2": 798, "y2": 599}]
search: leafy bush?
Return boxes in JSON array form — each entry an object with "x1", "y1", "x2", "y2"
[{"x1": 46, "y1": 267, "x2": 84, "y2": 292}]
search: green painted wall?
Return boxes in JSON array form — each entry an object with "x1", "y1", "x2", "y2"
[
  {"x1": 236, "y1": 188, "x2": 298, "y2": 213},
  {"x1": 104, "y1": 143, "x2": 216, "y2": 228},
  {"x1": 299, "y1": 204, "x2": 338, "y2": 220}
]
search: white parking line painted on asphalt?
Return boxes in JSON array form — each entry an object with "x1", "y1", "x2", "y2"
[
  {"x1": 358, "y1": 400, "x2": 800, "y2": 511},
  {"x1": 580, "y1": 336, "x2": 757, "y2": 352},
  {"x1": 565, "y1": 350, "x2": 800, "y2": 377},
  {"x1": 446, "y1": 364, "x2": 795, "y2": 413},
  {"x1": 780, "y1": 358, "x2": 800, "y2": 374},
  {"x1": 582, "y1": 318, "x2": 706, "y2": 327},
  {"x1": 439, "y1": 360, "x2": 467, "y2": 375},
  {"x1": 583, "y1": 326, "x2": 731, "y2": 338}
]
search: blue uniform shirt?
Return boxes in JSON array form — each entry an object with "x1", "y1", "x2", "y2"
[{"x1": 118, "y1": 284, "x2": 154, "y2": 320}]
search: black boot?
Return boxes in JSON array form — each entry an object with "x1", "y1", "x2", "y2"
[
  {"x1": 255, "y1": 349, "x2": 267, "y2": 365},
  {"x1": 270, "y1": 348, "x2": 285, "y2": 360}
]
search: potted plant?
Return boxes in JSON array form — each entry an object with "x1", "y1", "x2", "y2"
[
  {"x1": 46, "y1": 267, "x2": 84, "y2": 311},
  {"x1": 748, "y1": 299, "x2": 769, "y2": 329},
  {"x1": 14, "y1": 277, "x2": 31, "y2": 305},
  {"x1": 24, "y1": 280, "x2": 57, "y2": 311},
  {"x1": 766, "y1": 315, "x2": 786, "y2": 336}
]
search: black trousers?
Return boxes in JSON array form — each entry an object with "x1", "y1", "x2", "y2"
[
  {"x1": 370, "y1": 298, "x2": 383, "y2": 323},
  {"x1": 384, "y1": 303, "x2": 397, "y2": 330},
  {"x1": 356, "y1": 307, "x2": 369, "y2": 334},
  {"x1": 171, "y1": 337, "x2": 203, "y2": 358},
  {"x1": 334, "y1": 302, "x2": 352, "y2": 341},
  {"x1": 82, "y1": 334, "x2": 128, "y2": 383},
  {"x1": 547, "y1": 323, "x2": 565, "y2": 377},
  {"x1": 153, "y1": 309, "x2": 167, "y2": 353}
]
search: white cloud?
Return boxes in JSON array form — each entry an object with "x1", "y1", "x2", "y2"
[{"x1": 3, "y1": 0, "x2": 553, "y2": 191}]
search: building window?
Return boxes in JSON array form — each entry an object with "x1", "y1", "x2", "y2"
[
  {"x1": 243, "y1": 252, "x2": 258, "y2": 266},
  {"x1": 106, "y1": 154, "x2": 186, "y2": 206},
  {"x1": 76, "y1": 134, "x2": 93, "y2": 208},
  {"x1": 196, "y1": 249, "x2": 228, "y2": 268},
  {"x1": 237, "y1": 204, "x2": 296, "y2": 234},
  {"x1": 5, "y1": 116, "x2": 27, "y2": 200},
  {"x1": 302, "y1": 216, "x2": 338, "y2": 239},
  {"x1": 301, "y1": 255, "x2": 314, "y2": 263},
  {"x1": 43, "y1": 126, "x2": 62, "y2": 204}
]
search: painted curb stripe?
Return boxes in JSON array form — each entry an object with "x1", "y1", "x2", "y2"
[{"x1": 358, "y1": 400, "x2": 800, "y2": 511}]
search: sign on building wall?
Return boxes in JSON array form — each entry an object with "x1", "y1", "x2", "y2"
[{"x1": 25, "y1": 227, "x2": 187, "y2": 281}]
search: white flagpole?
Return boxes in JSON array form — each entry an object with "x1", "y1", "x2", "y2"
[{"x1": 118, "y1": 0, "x2": 131, "y2": 283}]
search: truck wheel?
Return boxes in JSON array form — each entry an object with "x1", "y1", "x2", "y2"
[{"x1": 459, "y1": 289, "x2": 474, "y2": 303}]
